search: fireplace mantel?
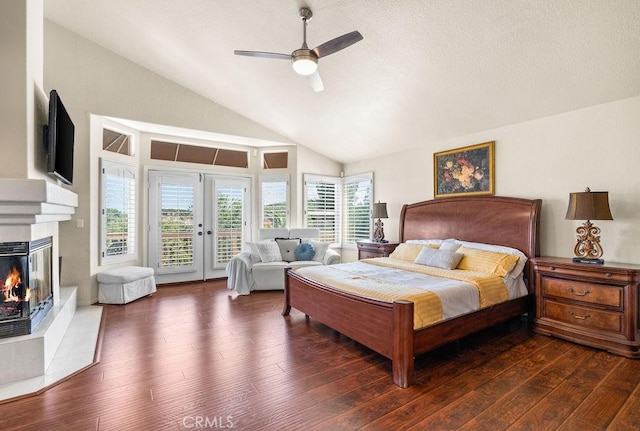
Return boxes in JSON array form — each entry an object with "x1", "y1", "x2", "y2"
[
  {"x1": 0, "y1": 178, "x2": 80, "y2": 387},
  {"x1": 0, "y1": 179, "x2": 78, "y2": 225}
]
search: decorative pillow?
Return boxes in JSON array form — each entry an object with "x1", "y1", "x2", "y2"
[
  {"x1": 309, "y1": 240, "x2": 330, "y2": 262},
  {"x1": 456, "y1": 246, "x2": 520, "y2": 277},
  {"x1": 255, "y1": 240, "x2": 282, "y2": 263},
  {"x1": 245, "y1": 242, "x2": 260, "y2": 257},
  {"x1": 275, "y1": 238, "x2": 301, "y2": 262},
  {"x1": 414, "y1": 247, "x2": 464, "y2": 270},
  {"x1": 294, "y1": 242, "x2": 316, "y2": 261},
  {"x1": 388, "y1": 243, "x2": 425, "y2": 261},
  {"x1": 452, "y1": 240, "x2": 527, "y2": 278}
]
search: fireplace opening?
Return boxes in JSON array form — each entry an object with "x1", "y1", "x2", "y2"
[{"x1": 0, "y1": 237, "x2": 53, "y2": 338}]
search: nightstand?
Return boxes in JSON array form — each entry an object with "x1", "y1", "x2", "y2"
[
  {"x1": 532, "y1": 257, "x2": 640, "y2": 358},
  {"x1": 356, "y1": 241, "x2": 399, "y2": 259}
]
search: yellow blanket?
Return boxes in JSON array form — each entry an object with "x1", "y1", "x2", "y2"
[{"x1": 294, "y1": 258, "x2": 509, "y2": 330}]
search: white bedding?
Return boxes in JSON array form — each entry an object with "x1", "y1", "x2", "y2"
[{"x1": 296, "y1": 260, "x2": 528, "y2": 322}]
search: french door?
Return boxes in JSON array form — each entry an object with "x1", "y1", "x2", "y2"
[{"x1": 148, "y1": 171, "x2": 250, "y2": 284}]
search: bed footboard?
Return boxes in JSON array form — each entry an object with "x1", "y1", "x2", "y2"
[
  {"x1": 283, "y1": 268, "x2": 416, "y2": 387},
  {"x1": 392, "y1": 299, "x2": 414, "y2": 387}
]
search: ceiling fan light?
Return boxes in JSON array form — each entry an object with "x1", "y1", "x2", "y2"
[{"x1": 292, "y1": 57, "x2": 317, "y2": 76}]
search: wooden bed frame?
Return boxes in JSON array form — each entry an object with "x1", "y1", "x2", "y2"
[{"x1": 282, "y1": 195, "x2": 542, "y2": 388}]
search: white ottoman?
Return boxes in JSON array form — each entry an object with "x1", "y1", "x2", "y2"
[{"x1": 98, "y1": 266, "x2": 156, "y2": 304}]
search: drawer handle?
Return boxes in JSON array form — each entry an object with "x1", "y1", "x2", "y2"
[
  {"x1": 569, "y1": 310, "x2": 591, "y2": 320},
  {"x1": 567, "y1": 287, "x2": 590, "y2": 297}
]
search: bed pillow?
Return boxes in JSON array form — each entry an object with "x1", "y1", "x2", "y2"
[
  {"x1": 455, "y1": 246, "x2": 520, "y2": 277},
  {"x1": 254, "y1": 240, "x2": 282, "y2": 263},
  {"x1": 405, "y1": 239, "x2": 445, "y2": 247},
  {"x1": 275, "y1": 238, "x2": 301, "y2": 262},
  {"x1": 414, "y1": 247, "x2": 464, "y2": 270},
  {"x1": 388, "y1": 243, "x2": 425, "y2": 261},
  {"x1": 452, "y1": 240, "x2": 527, "y2": 278},
  {"x1": 309, "y1": 240, "x2": 330, "y2": 262},
  {"x1": 295, "y1": 242, "x2": 316, "y2": 261},
  {"x1": 439, "y1": 240, "x2": 461, "y2": 252}
]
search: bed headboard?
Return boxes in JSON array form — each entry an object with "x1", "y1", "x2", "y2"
[{"x1": 399, "y1": 196, "x2": 541, "y2": 287}]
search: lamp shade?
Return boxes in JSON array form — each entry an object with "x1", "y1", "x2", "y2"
[
  {"x1": 372, "y1": 202, "x2": 388, "y2": 219},
  {"x1": 565, "y1": 188, "x2": 613, "y2": 221},
  {"x1": 292, "y1": 56, "x2": 317, "y2": 76}
]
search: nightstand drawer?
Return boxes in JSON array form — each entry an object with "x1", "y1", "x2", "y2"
[
  {"x1": 359, "y1": 250, "x2": 383, "y2": 259},
  {"x1": 541, "y1": 276, "x2": 622, "y2": 308},
  {"x1": 356, "y1": 241, "x2": 399, "y2": 259},
  {"x1": 543, "y1": 299, "x2": 623, "y2": 334}
]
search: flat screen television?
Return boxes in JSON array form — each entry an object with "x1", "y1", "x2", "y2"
[{"x1": 44, "y1": 89, "x2": 74, "y2": 185}]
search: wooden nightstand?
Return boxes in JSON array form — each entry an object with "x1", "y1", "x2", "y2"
[
  {"x1": 356, "y1": 241, "x2": 399, "y2": 259},
  {"x1": 532, "y1": 257, "x2": 640, "y2": 358}
]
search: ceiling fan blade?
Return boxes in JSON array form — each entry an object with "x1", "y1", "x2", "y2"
[
  {"x1": 234, "y1": 50, "x2": 292, "y2": 60},
  {"x1": 309, "y1": 71, "x2": 324, "y2": 92},
  {"x1": 312, "y1": 31, "x2": 363, "y2": 58}
]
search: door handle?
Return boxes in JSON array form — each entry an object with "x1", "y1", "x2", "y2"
[
  {"x1": 197, "y1": 232, "x2": 203, "y2": 236},
  {"x1": 207, "y1": 230, "x2": 212, "y2": 235}
]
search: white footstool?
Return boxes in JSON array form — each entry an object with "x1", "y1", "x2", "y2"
[{"x1": 97, "y1": 266, "x2": 156, "y2": 304}]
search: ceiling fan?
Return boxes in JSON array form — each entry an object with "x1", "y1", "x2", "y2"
[{"x1": 234, "y1": 7, "x2": 363, "y2": 92}]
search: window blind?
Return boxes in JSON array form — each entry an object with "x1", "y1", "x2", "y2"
[
  {"x1": 261, "y1": 175, "x2": 289, "y2": 229},
  {"x1": 304, "y1": 175, "x2": 341, "y2": 243},
  {"x1": 100, "y1": 159, "x2": 136, "y2": 262},
  {"x1": 216, "y1": 185, "x2": 244, "y2": 264},
  {"x1": 343, "y1": 175, "x2": 373, "y2": 243},
  {"x1": 159, "y1": 182, "x2": 195, "y2": 267}
]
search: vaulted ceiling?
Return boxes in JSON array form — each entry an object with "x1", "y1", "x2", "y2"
[{"x1": 44, "y1": 0, "x2": 640, "y2": 164}]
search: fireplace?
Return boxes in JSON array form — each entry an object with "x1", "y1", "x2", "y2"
[{"x1": 0, "y1": 237, "x2": 53, "y2": 338}]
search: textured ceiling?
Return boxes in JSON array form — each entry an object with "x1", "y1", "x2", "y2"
[{"x1": 44, "y1": 0, "x2": 640, "y2": 164}]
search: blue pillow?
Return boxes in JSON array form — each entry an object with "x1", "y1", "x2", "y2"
[{"x1": 295, "y1": 243, "x2": 316, "y2": 261}]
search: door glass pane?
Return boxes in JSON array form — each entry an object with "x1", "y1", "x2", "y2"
[
  {"x1": 160, "y1": 183, "x2": 195, "y2": 267},
  {"x1": 216, "y1": 185, "x2": 244, "y2": 265}
]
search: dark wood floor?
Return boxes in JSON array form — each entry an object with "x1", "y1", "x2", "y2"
[{"x1": 1, "y1": 280, "x2": 640, "y2": 430}]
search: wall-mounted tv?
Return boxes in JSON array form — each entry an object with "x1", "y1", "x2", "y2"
[{"x1": 44, "y1": 89, "x2": 74, "y2": 185}]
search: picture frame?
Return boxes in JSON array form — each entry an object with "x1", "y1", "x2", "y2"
[{"x1": 434, "y1": 141, "x2": 495, "y2": 198}]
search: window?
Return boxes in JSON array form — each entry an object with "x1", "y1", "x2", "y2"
[
  {"x1": 150, "y1": 140, "x2": 248, "y2": 168},
  {"x1": 103, "y1": 129, "x2": 132, "y2": 155},
  {"x1": 304, "y1": 174, "x2": 341, "y2": 243},
  {"x1": 343, "y1": 173, "x2": 373, "y2": 243},
  {"x1": 303, "y1": 173, "x2": 373, "y2": 245},
  {"x1": 260, "y1": 175, "x2": 289, "y2": 228},
  {"x1": 100, "y1": 159, "x2": 136, "y2": 263},
  {"x1": 263, "y1": 151, "x2": 288, "y2": 169}
]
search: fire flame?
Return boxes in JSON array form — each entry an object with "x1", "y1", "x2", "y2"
[
  {"x1": 4, "y1": 266, "x2": 21, "y2": 288},
  {"x1": 3, "y1": 266, "x2": 28, "y2": 302}
]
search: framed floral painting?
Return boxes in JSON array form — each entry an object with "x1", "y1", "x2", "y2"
[{"x1": 434, "y1": 141, "x2": 495, "y2": 198}]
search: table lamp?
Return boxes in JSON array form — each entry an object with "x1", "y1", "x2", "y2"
[
  {"x1": 372, "y1": 201, "x2": 388, "y2": 243},
  {"x1": 565, "y1": 187, "x2": 613, "y2": 264}
]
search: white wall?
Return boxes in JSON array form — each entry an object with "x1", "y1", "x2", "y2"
[
  {"x1": 0, "y1": 0, "x2": 48, "y2": 180},
  {"x1": 43, "y1": 21, "x2": 338, "y2": 305},
  {"x1": 345, "y1": 95, "x2": 640, "y2": 264}
]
